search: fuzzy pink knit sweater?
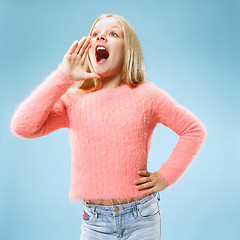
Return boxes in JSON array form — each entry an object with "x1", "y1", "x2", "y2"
[{"x1": 10, "y1": 64, "x2": 207, "y2": 203}]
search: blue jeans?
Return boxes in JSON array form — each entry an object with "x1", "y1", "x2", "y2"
[{"x1": 80, "y1": 192, "x2": 161, "y2": 239}]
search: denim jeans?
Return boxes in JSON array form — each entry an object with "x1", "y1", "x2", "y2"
[{"x1": 80, "y1": 192, "x2": 161, "y2": 240}]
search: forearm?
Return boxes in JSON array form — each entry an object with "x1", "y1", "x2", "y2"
[
  {"x1": 10, "y1": 64, "x2": 76, "y2": 138},
  {"x1": 151, "y1": 85, "x2": 208, "y2": 186},
  {"x1": 155, "y1": 119, "x2": 207, "y2": 186}
]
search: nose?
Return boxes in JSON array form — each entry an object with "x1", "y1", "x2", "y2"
[{"x1": 97, "y1": 33, "x2": 107, "y2": 41}]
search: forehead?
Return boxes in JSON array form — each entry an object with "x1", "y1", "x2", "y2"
[{"x1": 93, "y1": 17, "x2": 122, "y2": 31}]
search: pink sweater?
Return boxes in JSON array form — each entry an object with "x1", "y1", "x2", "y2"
[{"x1": 10, "y1": 64, "x2": 207, "y2": 203}]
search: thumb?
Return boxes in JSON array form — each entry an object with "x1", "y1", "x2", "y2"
[{"x1": 85, "y1": 72, "x2": 101, "y2": 80}]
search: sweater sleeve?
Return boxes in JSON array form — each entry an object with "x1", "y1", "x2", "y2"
[
  {"x1": 151, "y1": 85, "x2": 208, "y2": 186},
  {"x1": 9, "y1": 64, "x2": 76, "y2": 139}
]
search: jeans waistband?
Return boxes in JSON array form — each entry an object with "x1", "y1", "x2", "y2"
[{"x1": 81, "y1": 192, "x2": 160, "y2": 216}]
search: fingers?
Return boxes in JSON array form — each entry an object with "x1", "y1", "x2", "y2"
[
  {"x1": 133, "y1": 170, "x2": 168, "y2": 194},
  {"x1": 138, "y1": 170, "x2": 150, "y2": 177},
  {"x1": 85, "y1": 72, "x2": 101, "y2": 80},
  {"x1": 66, "y1": 36, "x2": 91, "y2": 61},
  {"x1": 142, "y1": 187, "x2": 158, "y2": 195},
  {"x1": 134, "y1": 176, "x2": 150, "y2": 185},
  {"x1": 78, "y1": 36, "x2": 91, "y2": 56},
  {"x1": 136, "y1": 181, "x2": 154, "y2": 190},
  {"x1": 134, "y1": 171, "x2": 150, "y2": 184},
  {"x1": 74, "y1": 36, "x2": 87, "y2": 55},
  {"x1": 66, "y1": 36, "x2": 87, "y2": 55},
  {"x1": 81, "y1": 38, "x2": 92, "y2": 62},
  {"x1": 138, "y1": 170, "x2": 148, "y2": 174},
  {"x1": 66, "y1": 40, "x2": 78, "y2": 55}
]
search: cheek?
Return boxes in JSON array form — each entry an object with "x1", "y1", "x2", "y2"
[
  {"x1": 118, "y1": 49, "x2": 125, "y2": 66},
  {"x1": 88, "y1": 48, "x2": 96, "y2": 64},
  {"x1": 89, "y1": 47, "x2": 94, "y2": 58},
  {"x1": 113, "y1": 44, "x2": 124, "y2": 62},
  {"x1": 119, "y1": 43, "x2": 125, "y2": 60}
]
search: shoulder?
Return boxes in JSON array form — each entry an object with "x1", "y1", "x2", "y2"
[{"x1": 138, "y1": 81, "x2": 170, "y2": 100}]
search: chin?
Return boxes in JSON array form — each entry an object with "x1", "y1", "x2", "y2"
[
  {"x1": 93, "y1": 65, "x2": 112, "y2": 77},
  {"x1": 95, "y1": 70, "x2": 112, "y2": 78},
  {"x1": 92, "y1": 67, "x2": 104, "y2": 75}
]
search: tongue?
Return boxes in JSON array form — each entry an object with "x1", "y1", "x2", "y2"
[
  {"x1": 96, "y1": 49, "x2": 109, "y2": 62},
  {"x1": 97, "y1": 58, "x2": 107, "y2": 64}
]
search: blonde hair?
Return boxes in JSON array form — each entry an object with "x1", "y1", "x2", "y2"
[{"x1": 77, "y1": 13, "x2": 146, "y2": 93}]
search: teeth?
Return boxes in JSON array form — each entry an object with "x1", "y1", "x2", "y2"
[{"x1": 97, "y1": 46, "x2": 106, "y2": 51}]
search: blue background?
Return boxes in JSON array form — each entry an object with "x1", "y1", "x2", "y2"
[{"x1": 1, "y1": 0, "x2": 239, "y2": 239}]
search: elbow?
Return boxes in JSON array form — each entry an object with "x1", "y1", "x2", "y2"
[
  {"x1": 10, "y1": 126, "x2": 32, "y2": 139},
  {"x1": 198, "y1": 120, "x2": 208, "y2": 143},
  {"x1": 180, "y1": 118, "x2": 208, "y2": 145},
  {"x1": 10, "y1": 120, "x2": 36, "y2": 139},
  {"x1": 189, "y1": 120, "x2": 208, "y2": 147}
]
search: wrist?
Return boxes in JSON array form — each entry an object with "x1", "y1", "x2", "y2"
[{"x1": 59, "y1": 64, "x2": 75, "y2": 80}]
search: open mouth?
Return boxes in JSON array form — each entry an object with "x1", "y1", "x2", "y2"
[{"x1": 95, "y1": 45, "x2": 109, "y2": 63}]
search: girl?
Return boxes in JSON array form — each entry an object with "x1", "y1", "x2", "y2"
[{"x1": 10, "y1": 13, "x2": 207, "y2": 240}]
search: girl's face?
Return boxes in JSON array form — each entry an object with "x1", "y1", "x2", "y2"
[{"x1": 88, "y1": 17, "x2": 124, "y2": 78}]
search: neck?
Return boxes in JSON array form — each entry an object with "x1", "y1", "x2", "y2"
[{"x1": 100, "y1": 73, "x2": 125, "y2": 89}]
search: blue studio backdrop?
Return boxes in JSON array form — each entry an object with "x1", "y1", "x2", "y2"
[{"x1": 1, "y1": 0, "x2": 239, "y2": 239}]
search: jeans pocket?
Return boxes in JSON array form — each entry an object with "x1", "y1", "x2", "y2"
[
  {"x1": 82, "y1": 209, "x2": 96, "y2": 224},
  {"x1": 137, "y1": 198, "x2": 160, "y2": 220}
]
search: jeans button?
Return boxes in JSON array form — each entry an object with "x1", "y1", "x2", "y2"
[{"x1": 114, "y1": 207, "x2": 120, "y2": 213}]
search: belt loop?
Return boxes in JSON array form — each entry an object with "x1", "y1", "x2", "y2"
[
  {"x1": 93, "y1": 206, "x2": 97, "y2": 217},
  {"x1": 157, "y1": 191, "x2": 160, "y2": 201},
  {"x1": 134, "y1": 202, "x2": 138, "y2": 217}
]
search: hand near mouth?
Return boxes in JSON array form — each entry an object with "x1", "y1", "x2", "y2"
[{"x1": 61, "y1": 36, "x2": 101, "y2": 81}]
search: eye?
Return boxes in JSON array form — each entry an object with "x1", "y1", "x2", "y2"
[
  {"x1": 92, "y1": 32, "x2": 98, "y2": 37},
  {"x1": 110, "y1": 32, "x2": 118, "y2": 37}
]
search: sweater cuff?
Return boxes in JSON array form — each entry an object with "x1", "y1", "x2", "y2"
[{"x1": 154, "y1": 169, "x2": 174, "y2": 187}]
